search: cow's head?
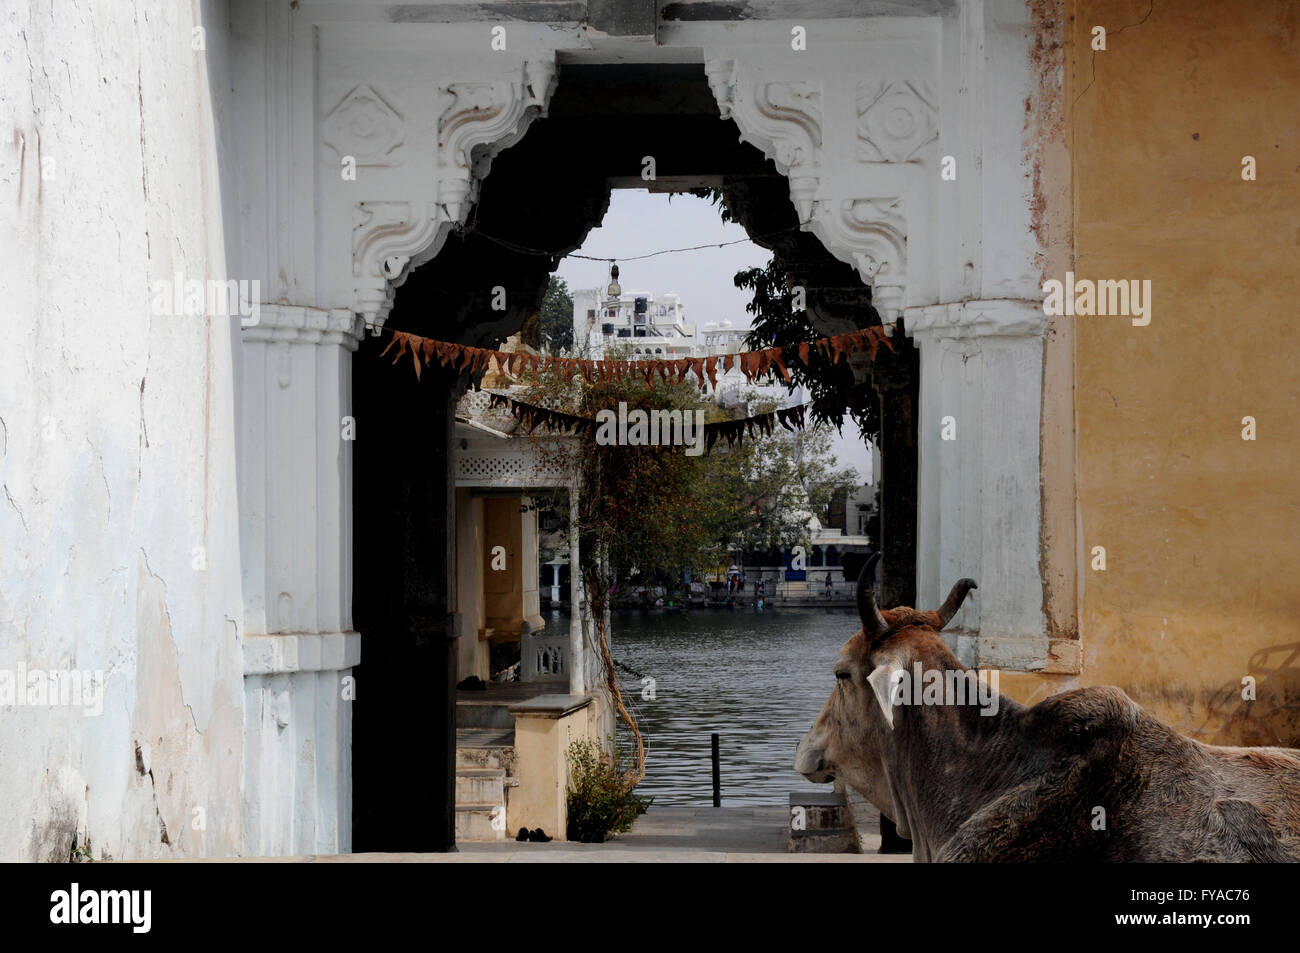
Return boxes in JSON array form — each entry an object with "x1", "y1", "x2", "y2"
[{"x1": 794, "y1": 553, "x2": 977, "y2": 831}]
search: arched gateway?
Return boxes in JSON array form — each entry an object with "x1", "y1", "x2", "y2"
[{"x1": 232, "y1": 1, "x2": 1076, "y2": 854}]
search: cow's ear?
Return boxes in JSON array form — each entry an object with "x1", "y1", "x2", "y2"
[{"x1": 866, "y1": 661, "x2": 905, "y2": 729}]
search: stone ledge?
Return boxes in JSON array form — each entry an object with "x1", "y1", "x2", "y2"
[
  {"x1": 976, "y1": 636, "x2": 1081, "y2": 675},
  {"x1": 903, "y1": 299, "x2": 1046, "y2": 339},
  {"x1": 241, "y1": 305, "x2": 364, "y2": 349},
  {"x1": 243, "y1": 631, "x2": 362, "y2": 676},
  {"x1": 507, "y1": 694, "x2": 592, "y2": 719}
]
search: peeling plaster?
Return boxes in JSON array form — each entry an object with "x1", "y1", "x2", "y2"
[
  {"x1": 2, "y1": 0, "x2": 245, "y2": 861},
  {"x1": 138, "y1": 549, "x2": 203, "y2": 737}
]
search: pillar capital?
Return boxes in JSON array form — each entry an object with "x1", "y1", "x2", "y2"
[
  {"x1": 242, "y1": 304, "x2": 365, "y2": 351},
  {"x1": 903, "y1": 299, "x2": 1046, "y2": 341}
]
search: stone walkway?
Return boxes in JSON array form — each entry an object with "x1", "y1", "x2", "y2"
[
  {"x1": 233, "y1": 805, "x2": 913, "y2": 863},
  {"x1": 462, "y1": 806, "x2": 795, "y2": 861}
]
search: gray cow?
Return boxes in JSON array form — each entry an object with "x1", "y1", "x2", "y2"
[{"x1": 795, "y1": 554, "x2": 1300, "y2": 861}]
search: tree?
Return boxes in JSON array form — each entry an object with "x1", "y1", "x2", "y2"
[
  {"x1": 521, "y1": 354, "x2": 859, "y2": 584},
  {"x1": 539, "y1": 276, "x2": 574, "y2": 353},
  {"x1": 735, "y1": 259, "x2": 880, "y2": 444},
  {"x1": 522, "y1": 343, "x2": 723, "y2": 585},
  {"x1": 520, "y1": 348, "x2": 711, "y2": 784},
  {"x1": 516, "y1": 346, "x2": 859, "y2": 785},
  {"x1": 703, "y1": 410, "x2": 859, "y2": 560},
  {"x1": 686, "y1": 186, "x2": 882, "y2": 443}
]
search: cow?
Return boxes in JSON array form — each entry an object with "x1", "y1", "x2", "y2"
[{"x1": 794, "y1": 553, "x2": 1300, "y2": 861}]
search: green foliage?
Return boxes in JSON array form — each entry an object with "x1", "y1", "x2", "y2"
[
  {"x1": 566, "y1": 736, "x2": 650, "y2": 843},
  {"x1": 69, "y1": 834, "x2": 93, "y2": 863},
  {"x1": 704, "y1": 400, "x2": 859, "y2": 556},
  {"x1": 524, "y1": 343, "x2": 720, "y2": 586},
  {"x1": 682, "y1": 186, "x2": 735, "y2": 224},
  {"x1": 522, "y1": 343, "x2": 858, "y2": 586},
  {"x1": 735, "y1": 259, "x2": 880, "y2": 443},
  {"x1": 683, "y1": 187, "x2": 880, "y2": 442},
  {"x1": 540, "y1": 276, "x2": 574, "y2": 353}
]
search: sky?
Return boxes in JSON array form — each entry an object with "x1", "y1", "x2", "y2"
[
  {"x1": 554, "y1": 189, "x2": 764, "y2": 329},
  {"x1": 554, "y1": 189, "x2": 873, "y2": 484}
]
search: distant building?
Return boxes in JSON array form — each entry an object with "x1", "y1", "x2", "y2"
[
  {"x1": 827, "y1": 485, "x2": 878, "y2": 538},
  {"x1": 572, "y1": 287, "x2": 695, "y2": 359},
  {"x1": 571, "y1": 289, "x2": 805, "y2": 411},
  {"x1": 700, "y1": 321, "x2": 747, "y2": 355}
]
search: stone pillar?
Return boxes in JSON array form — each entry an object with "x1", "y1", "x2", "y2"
[
  {"x1": 239, "y1": 305, "x2": 363, "y2": 855},
  {"x1": 399, "y1": 373, "x2": 460, "y2": 852},
  {"x1": 871, "y1": 324, "x2": 919, "y2": 609},
  {"x1": 520, "y1": 496, "x2": 543, "y2": 633},
  {"x1": 568, "y1": 483, "x2": 584, "y2": 696},
  {"x1": 906, "y1": 300, "x2": 1065, "y2": 670}
]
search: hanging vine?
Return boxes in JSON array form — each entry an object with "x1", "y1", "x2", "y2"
[{"x1": 582, "y1": 537, "x2": 646, "y2": 785}]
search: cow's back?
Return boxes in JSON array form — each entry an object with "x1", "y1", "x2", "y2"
[
  {"x1": 1085, "y1": 693, "x2": 1300, "y2": 861},
  {"x1": 1196, "y1": 743, "x2": 1300, "y2": 860},
  {"x1": 1015, "y1": 687, "x2": 1300, "y2": 861}
]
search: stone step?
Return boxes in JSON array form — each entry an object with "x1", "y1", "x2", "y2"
[
  {"x1": 455, "y1": 803, "x2": 506, "y2": 842},
  {"x1": 456, "y1": 732, "x2": 517, "y2": 783},
  {"x1": 787, "y1": 791, "x2": 859, "y2": 853},
  {"x1": 456, "y1": 768, "x2": 506, "y2": 804},
  {"x1": 788, "y1": 829, "x2": 860, "y2": 853},
  {"x1": 788, "y1": 791, "x2": 853, "y2": 831},
  {"x1": 455, "y1": 700, "x2": 516, "y2": 730}
]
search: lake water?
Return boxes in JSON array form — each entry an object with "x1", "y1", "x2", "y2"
[{"x1": 549, "y1": 606, "x2": 859, "y2": 808}]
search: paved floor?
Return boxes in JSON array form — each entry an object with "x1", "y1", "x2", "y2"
[
  {"x1": 215, "y1": 805, "x2": 913, "y2": 863},
  {"x1": 470, "y1": 806, "x2": 793, "y2": 856}
]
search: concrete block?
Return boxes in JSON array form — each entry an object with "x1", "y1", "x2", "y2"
[{"x1": 788, "y1": 830, "x2": 861, "y2": 853}]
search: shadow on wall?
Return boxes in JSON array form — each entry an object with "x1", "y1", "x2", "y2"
[{"x1": 1200, "y1": 643, "x2": 1300, "y2": 749}]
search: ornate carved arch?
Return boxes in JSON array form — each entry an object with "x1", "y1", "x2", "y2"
[
  {"x1": 703, "y1": 54, "x2": 917, "y2": 320},
  {"x1": 350, "y1": 58, "x2": 558, "y2": 331}
]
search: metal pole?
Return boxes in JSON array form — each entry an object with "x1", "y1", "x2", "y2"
[{"x1": 712, "y1": 733, "x2": 721, "y2": 807}]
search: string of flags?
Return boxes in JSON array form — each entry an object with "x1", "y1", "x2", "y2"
[
  {"x1": 482, "y1": 392, "x2": 811, "y2": 452},
  {"x1": 377, "y1": 324, "x2": 893, "y2": 391}
]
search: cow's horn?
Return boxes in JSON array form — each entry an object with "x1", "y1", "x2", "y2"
[
  {"x1": 936, "y1": 578, "x2": 978, "y2": 628},
  {"x1": 857, "y1": 552, "x2": 889, "y2": 639}
]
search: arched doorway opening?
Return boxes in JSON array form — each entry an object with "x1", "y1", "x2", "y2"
[{"x1": 349, "y1": 61, "x2": 918, "y2": 851}]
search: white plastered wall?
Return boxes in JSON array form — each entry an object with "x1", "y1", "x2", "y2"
[{"x1": 0, "y1": 0, "x2": 246, "y2": 860}]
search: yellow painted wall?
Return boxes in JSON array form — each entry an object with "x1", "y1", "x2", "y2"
[
  {"x1": 484, "y1": 496, "x2": 525, "y2": 637},
  {"x1": 1009, "y1": 0, "x2": 1300, "y2": 747},
  {"x1": 507, "y1": 696, "x2": 605, "y2": 840}
]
